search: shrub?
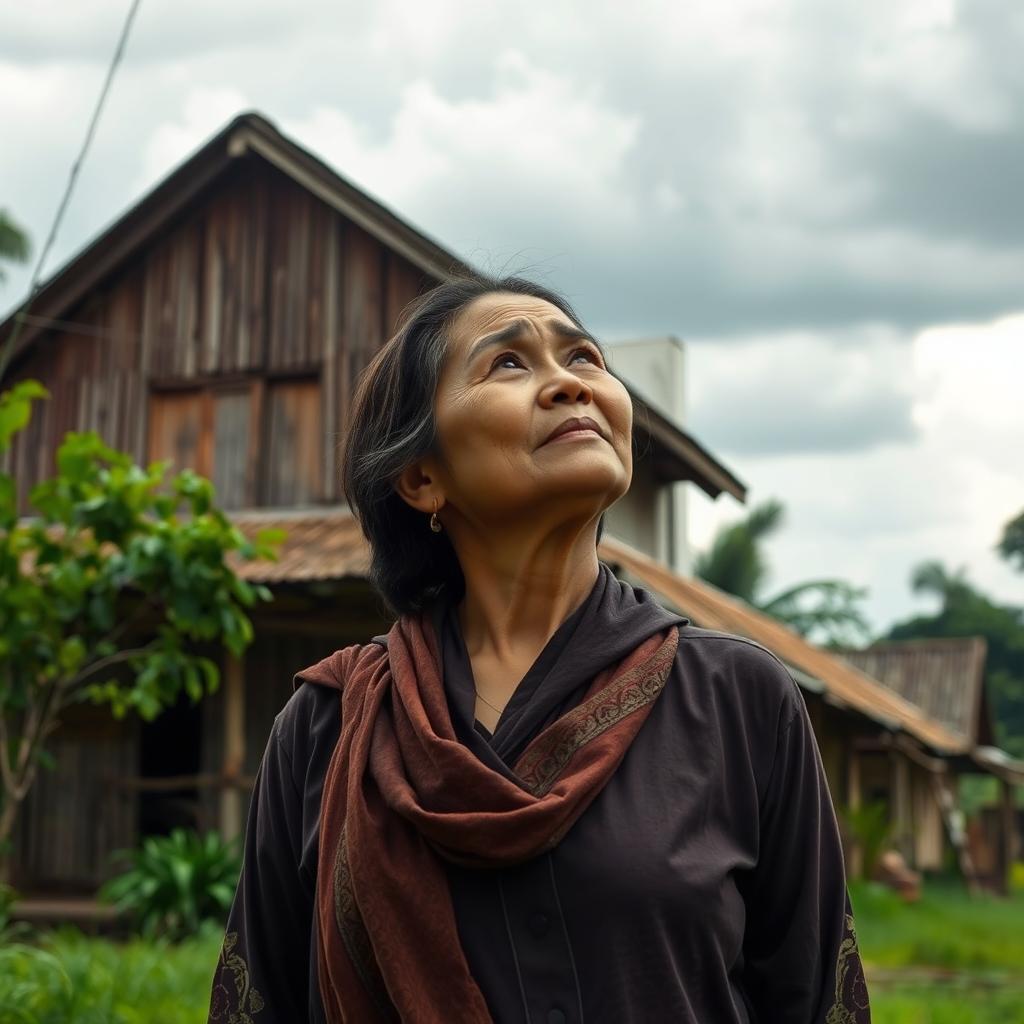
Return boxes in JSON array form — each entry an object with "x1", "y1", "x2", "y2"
[
  {"x1": 99, "y1": 829, "x2": 240, "y2": 941},
  {"x1": 0, "y1": 882, "x2": 32, "y2": 944},
  {"x1": 0, "y1": 925, "x2": 223, "y2": 1024},
  {"x1": 837, "y1": 799, "x2": 892, "y2": 881}
]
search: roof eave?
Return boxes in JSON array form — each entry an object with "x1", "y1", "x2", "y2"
[
  {"x1": 627, "y1": 385, "x2": 746, "y2": 501},
  {"x1": 0, "y1": 122, "x2": 239, "y2": 368}
]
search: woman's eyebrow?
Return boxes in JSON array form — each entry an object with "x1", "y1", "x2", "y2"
[{"x1": 464, "y1": 318, "x2": 597, "y2": 365}]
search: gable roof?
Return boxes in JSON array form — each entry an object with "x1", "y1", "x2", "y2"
[
  {"x1": 0, "y1": 112, "x2": 744, "y2": 503},
  {"x1": 0, "y1": 112, "x2": 463, "y2": 360},
  {"x1": 837, "y1": 637, "x2": 993, "y2": 748}
]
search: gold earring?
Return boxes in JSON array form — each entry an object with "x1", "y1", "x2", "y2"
[{"x1": 430, "y1": 498, "x2": 443, "y2": 533}]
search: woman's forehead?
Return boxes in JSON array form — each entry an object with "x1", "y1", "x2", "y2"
[{"x1": 449, "y1": 292, "x2": 571, "y2": 349}]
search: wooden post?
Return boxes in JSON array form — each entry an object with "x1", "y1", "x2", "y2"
[
  {"x1": 846, "y1": 745, "x2": 863, "y2": 880},
  {"x1": 220, "y1": 654, "x2": 246, "y2": 842},
  {"x1": 891, "y1": 752, "x2": 912, "y2": 864}
]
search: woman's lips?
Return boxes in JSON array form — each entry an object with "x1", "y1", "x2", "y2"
[
  {"x1": 543, "y1": 427, "x2": 603, "y2": 443},
  {"x1": 542, "y1": 416, "x2": 606, "y2": 445}
]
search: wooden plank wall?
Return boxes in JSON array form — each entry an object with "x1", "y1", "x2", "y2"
[
  {"x1": 13, "y1": 704, "x2": 138, "y2": 893},
  {"x1": 264, "y1": 379, "x2": 322, "y2": 506},
  {"x1": 1, "y1": 157, "x2": 439, "y2": 891},
  {"x1": 3, "y1": 158, "x2": 432, "y2": 512}
]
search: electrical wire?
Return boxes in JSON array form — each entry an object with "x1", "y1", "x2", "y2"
[{"x1": 0, "y1": 0, "x2": 145, "y2": 383}]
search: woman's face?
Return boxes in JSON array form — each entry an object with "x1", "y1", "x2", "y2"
[{"x1": 425, "y1": 291, "x2": 633, "y2": 530}]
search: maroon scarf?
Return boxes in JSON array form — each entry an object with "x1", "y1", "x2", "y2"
[{"x1": 305, "y1": 611, "x2": 680, "y2": 1023}]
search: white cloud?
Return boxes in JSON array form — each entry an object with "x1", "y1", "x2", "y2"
[
  {"x1": 285, "y1": 51, "x2": 641, "y2": 236},
  {"x1": 687, "y1": 312, "x2": 1024, "y2": 633},
  {"x1": 135, "y1": 85, "x2": 251, "y2": 193},
  {"x1": 687, "y1": 325, "x2": 918, "y2": 455}
]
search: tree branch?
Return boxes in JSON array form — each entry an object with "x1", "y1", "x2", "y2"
[
  {"x1": 99, "y1": 593, "x2": 160, "y2": 649},
  {"x1": 0, "y1": 713, "x2": 15, "y2": 798},
  {"x1": 64, "y1": 643, "x2": 159, "y2": 692}
]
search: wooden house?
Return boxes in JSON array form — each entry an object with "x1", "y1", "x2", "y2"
[
  {"x1": 3, "y1": 111, "x2": 1018, "y2": 905},
  {"x1": 0, "y1": 112, "x2": 745, "y2": 897},
  {"x1": 841, "y1": 638, "x2": 1023, "y2": 891}
]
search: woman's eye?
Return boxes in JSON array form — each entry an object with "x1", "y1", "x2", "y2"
[
  {"x1": 570, "y1": 347, "x2": 601, "y2": 365},
  {"x1": 492, "y1": 352, "x2": 522, "y2": 370}
]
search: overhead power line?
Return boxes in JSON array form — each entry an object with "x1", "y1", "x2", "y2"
[{"x1": 0, "y1": 0, "x2": 145, "y2": 383}]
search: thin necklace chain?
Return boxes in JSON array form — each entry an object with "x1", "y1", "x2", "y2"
[{"x1": 474, "y1": 687, "x2": 504, "y2": 715}]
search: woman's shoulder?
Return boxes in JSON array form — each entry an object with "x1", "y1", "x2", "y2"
[
  {"x1": 272, "y1": 639, "x2": 387, "y2": 763},
  {"x1": 675, "y1": 624, "x2": 805, "y2": 727}
]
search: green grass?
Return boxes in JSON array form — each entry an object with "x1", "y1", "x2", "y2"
[
  {"x1": 849, "y1": 877, "x2": 1024, "y2": 972},
  {"x1": 1, "y1": 875, "x2": 1023, "y2": 1023},
  {"x1": 851, "y1": 875, "x2": 1024, "y2": 1023},
  {"x1": 869, "y1": 986, "x2": 1024, "y2": 1024},
  {"x1": 0, "y1": 926, "x2": 222, "y2": 1024}
]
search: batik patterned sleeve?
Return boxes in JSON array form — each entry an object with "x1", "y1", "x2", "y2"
[
  {"x1": 740, "y1": 678, "x2": 871, "y2": 1024},
  {"x1": 208, "y1": 714, "x2": 312, "y2": 1024}
]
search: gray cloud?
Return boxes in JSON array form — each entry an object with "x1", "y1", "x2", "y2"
[
  {"x1": 683, "y1": 330, "x2": 920, "y2": 456},
  {"x1": 844, "y1": 115, "x2": 1024, "y2": 247},
  {"x1": 3, "y1": 0, "x2": 1024, "y2": 635},
  {"x1": 2, "y1": 0, "x2": 1024, "y2": 341},
  {"x1": 690, "y1": 381, "x2": 917, "y2": 456}
]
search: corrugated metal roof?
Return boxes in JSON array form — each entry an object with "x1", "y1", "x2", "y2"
[
  {"x1": 230, "y1": 507, "x2": 369, "y2": 582},
  {"x1": 229, "y1": 509, "x2": 968, "y2": 754},
  {"x1": 837, "y1": 638, "x2": 988, "y2": 747}
]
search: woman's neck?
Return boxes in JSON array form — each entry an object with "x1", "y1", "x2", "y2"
[{"x1": 454, "y1": 527, "x2": 601, "y2": 663}]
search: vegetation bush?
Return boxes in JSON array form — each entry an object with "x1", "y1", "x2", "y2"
[
  {"x1": 2, "y1": 875, "x2": 1024, "y2": 1024},
  {"x1": 98, "y1": 829, "x2": 240, "y2": 941},
  {"x1": 0, "y1": 926, "x2": 222, "y2": 1024},
  {"x1": 837, "y1": 800, "x2": 892, "y2": 881},
  {"x1": 0, "y1": 882, "x2": 31, "y2": 944}
]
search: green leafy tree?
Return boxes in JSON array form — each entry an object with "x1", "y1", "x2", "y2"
[
  {"x1": 0, "y1": 210, "x2": 30, "y2": 283},
  {"x1": 885, "y1": 561, "x2": 1024, "y2": 759},
  {"x1": 998, "y1": 508, "x2": 1024, "y2": 573},
  {"x1": 694, "y1": 498, "x2": 871, "y2": 647},
  {"x1": 0, "y1": 382, "x2": 283, "y2": 862}
]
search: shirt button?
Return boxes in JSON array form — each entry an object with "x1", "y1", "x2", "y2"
[
  {"x1": 528, "y1": 911, "x2": 550, "y2": 937},
  {"x1": 547, "y1": 1009, "x2": 566, "y2": 1024}
]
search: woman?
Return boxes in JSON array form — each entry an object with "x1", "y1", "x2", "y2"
[{"x1": 208, "y1": 275, "x2": 871, "y2": 1024}]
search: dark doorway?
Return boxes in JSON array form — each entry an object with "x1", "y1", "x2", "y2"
[{"x1": 138, "y1": 692, "x2": 203, "y2": 836}]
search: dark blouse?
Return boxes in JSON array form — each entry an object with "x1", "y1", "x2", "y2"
[{"x1": 209, "y1": 565, "x2": 870, "y2": 1023}]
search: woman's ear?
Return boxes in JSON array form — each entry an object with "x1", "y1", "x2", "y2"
[{"x1": 393, "y1": 461, "x2": 443, "y2": 514}]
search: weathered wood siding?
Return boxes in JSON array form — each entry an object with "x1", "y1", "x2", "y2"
[
  {"x1": 2, "y1": 157, "x2": 431, "y2": 511},
  {"x1": 2, "y1": 153, "x2": 434, "y2": 893},
  {"x1": 13, "y1": 704, "x2": 138, "y2": 893}
]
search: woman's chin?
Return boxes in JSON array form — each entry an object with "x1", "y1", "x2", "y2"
[{"x1": 529, "y1": 474, "x2": 630, "y2": 516}]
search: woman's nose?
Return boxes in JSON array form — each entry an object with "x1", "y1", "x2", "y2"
[{"x1": 546, "y1": 370, "x2": 593, "y2": 405}]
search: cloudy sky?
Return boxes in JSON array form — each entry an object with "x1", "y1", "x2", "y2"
[{"x1": 2, "y1": 0, "x2": 1022, "y2": 634}]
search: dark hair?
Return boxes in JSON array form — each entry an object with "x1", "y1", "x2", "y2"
[{"x1": 340, "y1": 272, "x2": 608, "y2": 617}]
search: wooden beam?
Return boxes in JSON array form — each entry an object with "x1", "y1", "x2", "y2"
[
  {"x1": 220, "y1": 654, "x2": 246, "y2": 842},
  {"x1": 930, "y1": 772, "x2": 982, "y2": 896},
  {"x1": 105, "y1": 773, "x2": 256, "y2": 792},
  {"x1": 892, "y1": 751, "x2": 913, "y2": 864},
  {"x1": 846, "y1": 746, "x2": 863, "y2": 880},
  {"x1": 852, "y1": 732, "x2": 948, "y2": 774}
]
